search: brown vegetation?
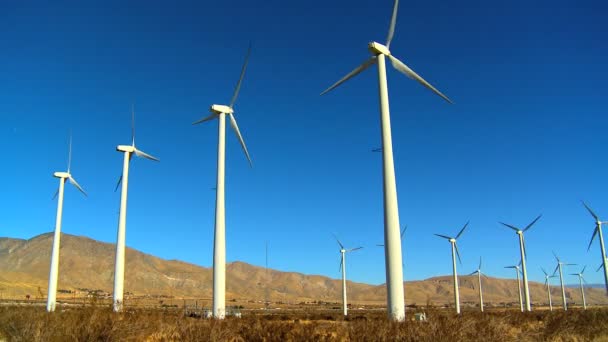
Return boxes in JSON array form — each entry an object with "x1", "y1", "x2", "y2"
[{"x1": 1, "y1": 306, "x2": 607, "y2": 341}]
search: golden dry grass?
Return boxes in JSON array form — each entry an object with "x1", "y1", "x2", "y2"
[{"x1": 1, "y1": 306, "x2": 607, "y2": 341}]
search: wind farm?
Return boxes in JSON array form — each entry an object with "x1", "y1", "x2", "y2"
[{"x1": 1, "y1": 0, "x2": 608, "y2": 340}]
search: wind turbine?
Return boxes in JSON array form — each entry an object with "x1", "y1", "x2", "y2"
[
  {"x1": 582, "y1": 201, "x2": 608, "y2": 295},
  {"x1": 333, "y1": 234, "x2": 363, "y2": 316},
  {"x1": 47, "y1": 134, "x2": 87, "y2": 312},
  {"x1": 570, "y1": 266, "x2": 587, "y2": 310},
  {"x1": 541, "y1": 267, "x2": 557, "y2": 311},
  {"x1": 192, "y1": 45, "x2": 253, "y2": 319},
  {"x1": 435, "y1": 222, "x2": 468, "y2": 314},
  {"x1": 468, "y1": 257, "x2": 485, "y2": 312},
  {"x1": 320, "y1": 0, "x2": 451, "y2": 321},
  {"x1": 112, "y1": 106, "x2": 159, "y2": 312},
  {"x1": 499, "y1": 214, "x2": 541, "y2": 312},
  {"x1": 505, "y1": 262, "x2": 523, "y2": 312},
  {"x1": 553, "y1": 252, "x2": 576, "y2": 311}
]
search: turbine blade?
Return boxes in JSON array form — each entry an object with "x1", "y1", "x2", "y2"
[
  {"x1": 478, "y1": 256, "x2": 482, "y2": 271},
  {"x1": 320, "y1": 57, "x2": 377, "y2": 96},
  {"x1": 192, "y1": 113, "x2": 217, "y2": 125},
  {"x1": 499, "y1": 222, "x2": 520, "y2": 232},
  {"x1": 52, "y1": 188, "x2": 59, "y2": 200},
  {"x1": 332, "y1": 233, "x2": 344, "y2": 249},
  {"x1": 468, "y1": 271, "x2": 477, "y2": 276},
  {"x1": 229, "y1": 43, "x2": 252, "y2": 108},
  {"x1": 68, "y1": 176, "x2": 87, "y2": 197},
  {"x1": 582, "y1": 201, "x2": 599, "y2": 221},
  {"x1": 434, "y1": 234, "x2": 452, "y2": 240},
  {"x1": 455, "y1": 243, "x2": 462, "y2": 264},
  {"x1": 505, "y1": 266, "x2": 516, "y2": 269},
  {"x1": 67, "y1": 131, "x2": 72, "y2": 173},
  {"x1": 131, "y1": 104, "x2": 136, "y2": 146},
  {"x1": 588, "y1": 227, "x2": 599, "y2": 251},
  {"x1": 566, "y1": 263, "x2": 577, "y2": 266},
  {"x1": 134, "y1": 148, "x2": 160, "y2": 162},
  {"x1": 541, "y1": 267, "x2": 548, "y2": 276},
  {"x1": 114, "y1": 175, "x2": 123, "y2": 193},
  {"x1": 387, "y1": 54, "x2": 452, "y2": 103},
  {"x1": 338, "y1": 256, "x2": 343, "y2": 273},
  {"x1": 523, "y1": 214, "x2": 542, "y2": 232},
  {"x1": 522, "y1": 234, "x2": 528, "y2": 261},
  {"x1": 552, "y1": 265, "x2": 559, "y2": 276},
  {"x1": 376, "y1": 244, "x2": 384, "y2": 247},
  {"x1": 552, "y1": 251, "x2": 560, "y2": 262},
  {"x1": 401, "y1": 225, "x2": 407, "y2": 239},
  {"x1": 597, "y1": 264, "x2": 604, "y2": 272},
  {"x1": 581, "y1": 265, "x2": 586, "y2": 274},
  {"x1": 456, "y1": 221, "x2": 469, "y2": 239},
  {"x1": 229, "y1": 114, "x2": 253, "y2": 167},
  {"x1": 348, "y1": 247, "x2": 363, "y2": 252},
  {"x1": 385, "y1": 0, "x2": 399, "y2": 48}
]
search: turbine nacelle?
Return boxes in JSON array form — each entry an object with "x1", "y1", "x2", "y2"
[
  {"x1": 211, "y1": 104, "x2": 234, "y2": 115},
  {"x1": 116, "y1": 145, "x2": 136, "y2": 153},
  {"x1": 450, "y1": 238, "x2": 456, "y2": 243},
  {"x1": 53, "y1": 172, "x2": 70, "y2": 179},
  {"x1": 368, "y1": 42, "x2": 391, "y2": 56}
]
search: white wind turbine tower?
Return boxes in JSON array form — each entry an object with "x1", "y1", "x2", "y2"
[
  {"x1": 320, "y1": 0, "x2": 452, "y2": 320},
  {"x1": 570, "y1": 266, "x2": 587, "y2": 310},
  {"x1": 112, "y1": 106, "x2": 159, "y2": 312},
  {"x1": 499, "y1": 215, "x2": 541, "y2": 312},
  {"x1": 553, "y1": 252, "x2": 576, "y2": 311},
  {"x1": 505, "y1": 263, "x2": 523, "y2": 312},
  {"x1": 47, "y1": 134, "x2": 87, "y2": 312},
  {"x1": 541, "y1": 267, "x2": 557, "y2": 311},
  {"x1": 192, "y1": 45, "x2": 253, "y2": 319},
  {"x1": 434, "y1": 222, "x2": 468, "y2": 314},
  {"x1": 468, "y1": 257, "x2": 485, "y2": 312},
  {"x1": 333, "y1": 234, "x2": 363, "y2": 316},
  {"x1": 582, "y1": 201, "x2": 608, "y2": 295}
]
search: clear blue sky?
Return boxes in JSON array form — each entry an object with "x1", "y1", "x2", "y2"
[{"x1": 1, "y1": 0, "x2": 607, "y2": 287}]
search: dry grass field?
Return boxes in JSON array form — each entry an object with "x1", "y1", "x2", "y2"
[{"x1": 1, "y1": 305, "x2": 608, "y2": 341}]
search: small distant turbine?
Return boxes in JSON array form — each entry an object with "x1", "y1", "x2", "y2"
[
  {"x1": 193, "y1": 45, "x2": 253, "y2": 319},
  {"x1": 435, "y1": 221, "x2": 468, "y2": 314},
  {"x1": 570, "y1": 266, "x2": 587, "y2": 310},
  {"x1": 333, "y1": 234, "x2": 363, "y2": 317},
  {"x1": 582, "y1": 201, "x2": 608, "y2": 295},
  {"x1": 320, "y1": 0, "x2": 452, "y2": 321},
  {"x1": 505, "y1": 262, "x2": 523, "y2": 312},
  {"x1": 47, "y1": 133, "x2": 87, "y2": 312},
  {"x1": 468, "y1": 257, "x2": 485, "y2": 312},
  {"x1": 499, "y1": 215, "x2": 541, "y2": 312},
  {"x1": 541, "y1": 267, "x2": 557, "y2": 311},
  {"x1": 552, "y1": 252, "x2": 576, "y2": 311},
  {"x1": 112, "y1": 106, "x2": 159, "y2": 312}
]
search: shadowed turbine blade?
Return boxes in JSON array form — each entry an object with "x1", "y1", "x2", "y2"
[
  {"x1": 582, "y1": 201, "x2": 599, "y2": 221},
  {"x1": 565, "y1": 263, "x2": 577, "y2": 266},
  {"x1": 597, "y1": 264, "x2": 604, "y2": 272},
  {"x1": 522, "y1": 234, "x2": 528, "y2": 261},
  {"x1": 588, "y1": 227, "x2": 599, "y2": 251},
  {"x1": 541, "y1": 267, "x2": 548, "y2": 276},
  {"x1": 229, "y1": 114, "x2": 252, "y2": 167},
  {"x1": 523, "y1": 214, "x2": 542, "y2": 232},
  {"x1": 468, "y1": 270, "x2": 478, "y2": 276},
  {"x1": 581, "y1": 265, "x2": 586, "y2": 274},
  {"x1": 338, "y1": 256, "x2": 343, "y2": 273},
  {"x1": 505, "y1": 266, "x2": 516, "y2": 269},
  {"x1": 401, "y1": 225, "x2": 407, "y2": 239},
  {"x1": 68, "y1": 176, "x2": 87, "y2": 197},
  {"x1": 114, "y1": 175, "x2": 123, "y2": 193},
  {"x1": 456, "y1": 221, "x2": 469, "y2": 239},
  {"x1": 320, "y1": 57, "x2": 377, "y2": 96},
  {"x1": 500, "y1": 222, "x2": 520, "y2": 232},
  {"x1": 230, "y1": 44, "x2": 252, "y2": 108},
  {"x1": 52, "y1": 188, "x2": 59, "y2": 200},
  {"x1": 434, "y1": 234, "x2": 452, "y2": 240},
  {"x1": 192, "y1": 113, "x2": 217, "y2": 125},
  {"x1": 387, "y1": 54, "x2": 452, "y2": 103},
  {"x1": 332, "y1": 233, "x2": 344, "y2": 249},
  {"x1": 134, "y1": 148, "x2": 160, "y2": 162},
  {"x1": 455, "y1": 243, "x2": 462, "y2": 264},
  {"x1": 552, "y1": 251, "x2": 560, "y2": 262},
  {"x1": 376, "y1": 244, "x2": 384, "y2": 247},
  {"x1": 478, "y1": 256, "x2": 482, "y2": 271},
  {"x1": 348, "y1": 247, "x2": 363, "y2": 252},
  {"x1": 385, "y1": 0, "x2": 399, "y2": 48}
]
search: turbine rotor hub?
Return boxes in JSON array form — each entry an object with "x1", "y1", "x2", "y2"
[
  {"x1": 368, "y1": 42, "x2": 391, "y2": 56},
  {"x1": 450, "y1": 238, "x2": 456, "y2": 243}
]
